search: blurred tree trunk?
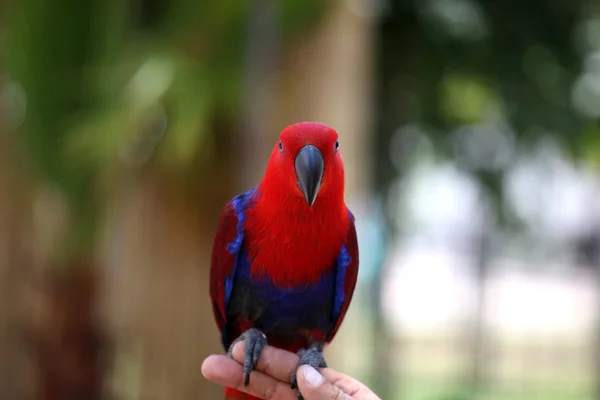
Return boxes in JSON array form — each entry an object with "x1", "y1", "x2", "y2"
[
  {"x1": 238, "y1": 0, "x2": 279, "y2": 187},
  {"x1": 101, "y1": 132, "x2": 235, "y2": 400},
  {"x1": 574, "y1": 229, "x2": 600, "y2": 400},
  {"x1": 592, "y1": 239, "x2": 600, "y2": 400},
  {"x1": 275, "y1": 0, "x2": 375, "y2": 198},
  {"x1": 25, "y1": 187, "x2": 108, "y2": 400},
  {"x1": 36, "y1": 260, "x2": 106, "y2": 400},
  {"x1": 465, "y1": 180, "x2": 499, "y2": 398},
  {"x1": 0, "y1": 116, "x2": 17, "y2": 399},
  {"x1": 4, "y1": 0, "x2": 109, "y2": 396},
  {"x1": 467, "y1": 219, "x2": 493, "y2": 397},
  {"x1": 0, "y1": 122, "x2": 34, "y2": 399},
  {"x1": 0, "y1": 119, "x2": 105, "y2": 400}
]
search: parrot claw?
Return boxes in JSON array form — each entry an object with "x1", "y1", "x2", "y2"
[
  {"x1": 227, "y1": 328, "x2": 267, "y2": 387},
  {"x1": 290, "y1": 342, "x2": 327, "y2": 400}
]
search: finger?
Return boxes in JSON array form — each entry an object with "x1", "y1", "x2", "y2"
[
  {"x1": 231, "y1": 342, "x2": 300, "y2": 383},
  {"x1": 321, "y1": 369, "x2": 381, "y2": 400},
  {"x1": 296, "y1": 365, "x2": 349, "y2": 400},
  {"x1": 202, "y1": 354, "x2": 296, "y2": 400}
]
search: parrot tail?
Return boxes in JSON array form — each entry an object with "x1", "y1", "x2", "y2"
[{"x1": 224, "y1": 387, "x2": 263, "y2": 400}]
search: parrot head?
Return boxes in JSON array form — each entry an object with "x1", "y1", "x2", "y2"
[{"x1": 262, "y1": 122, "x2": 344, "y2": 207}]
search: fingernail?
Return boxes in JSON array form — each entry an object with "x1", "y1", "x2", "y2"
[{"x1": 303, "y1": 365, "x2": 324, "y2": 386}]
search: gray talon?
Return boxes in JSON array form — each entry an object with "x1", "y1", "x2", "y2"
[
  {"x1": 290, "y1": 342, "x2": 327, "y2": 399},
  {"x1": 227, "y1": 328, "x2": 267, "y2": 387}
]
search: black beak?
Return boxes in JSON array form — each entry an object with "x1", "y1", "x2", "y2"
[{"x1": 295, "y1": 145, "x2": 324, "y2": 206}]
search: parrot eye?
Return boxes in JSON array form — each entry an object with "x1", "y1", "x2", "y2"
[
  {"x1": 278, "y1": 141, "x2": 283, "y2": 153},
  {"x1": 335, "y1": 140, "x2": 340, "y2": 152}
]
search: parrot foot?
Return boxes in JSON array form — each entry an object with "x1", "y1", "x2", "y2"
[
  {"x1": 227, "y1": 328, "x2": 267, "y2": 387},
  {"x1": 290, "y1": 342, "x2": 327, "y2": 400}
]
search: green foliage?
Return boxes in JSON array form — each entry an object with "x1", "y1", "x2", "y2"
[
  {"x1": 3, "y1": 0, "x2": 328, "y2": 255},
  {"x1": 280, "y1": 0, "x2": 329, "y2": 38},
  {"x1": 439, "y1": 73, "x2": 503, "y2": 124},
  {"x1": 4, "y1": 0, "x2": 97, "y2": 204},
  {"x1": 578, "y1": 124, "x2": 600, "y2": 169},
  {"x1": 376, "y1": 0, "x2": 600, "y2": 209}
]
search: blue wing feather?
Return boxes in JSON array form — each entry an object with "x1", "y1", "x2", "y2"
[
  {"x1": 223, "y1": 186, "x2": 257, "y2": 310},
  {"x1": 327, "y1": 208, "x2": 359, "y2": 342},
  {"x1": 333, "y1": 244, "x2": 351, "y2": 320}
]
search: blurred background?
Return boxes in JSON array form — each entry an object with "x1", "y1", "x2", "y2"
[{"x1": 1, "y1": 0, "x2": 600, "y2": 399}]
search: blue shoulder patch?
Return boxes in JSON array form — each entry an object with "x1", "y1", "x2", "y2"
[
  {"x1": 332, "y1": 208, "x2": 354, "y2": 321},
  {"x1": 333, "y1": 245, "x2": 351, "y2": 320},
  {"x1": 224, "y1": 186, "x2": 258, "y2": 309}
]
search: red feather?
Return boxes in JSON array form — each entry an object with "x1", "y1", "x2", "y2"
[
  {"x1": 244, "y1": 194, "x2": 349, "y2": 288},
  {"x1": 243, "y1": 122, "x2": 348, "y2": 288},
  {"x1": 224, "y1": 387, "x2": 262, "y2": 400}
]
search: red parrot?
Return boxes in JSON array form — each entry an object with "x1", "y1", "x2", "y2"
[{"x1": 210, "y1": 122, "x2": 359, "y2": 400}]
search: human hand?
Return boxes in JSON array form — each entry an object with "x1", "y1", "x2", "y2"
[{"x1": 201, "y1": 342, "x2": 381, "y2": 399}]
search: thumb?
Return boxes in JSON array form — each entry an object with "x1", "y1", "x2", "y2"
[{"x1": 296, "y1": 365, "x2": 349, "y2": 400}]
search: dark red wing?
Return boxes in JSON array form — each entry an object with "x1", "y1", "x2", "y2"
[
  {"x1": 210, "y1": 202, "x2": 240, "y2": 334},
  {"x1": 327, "y1": 212, "x2": 359, "y2": 343}
]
